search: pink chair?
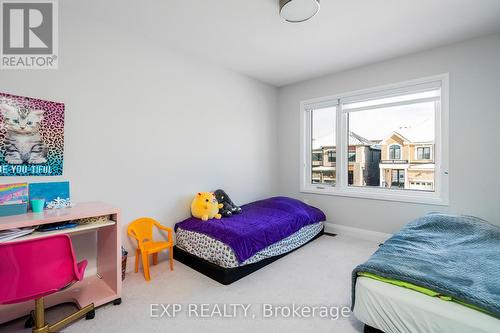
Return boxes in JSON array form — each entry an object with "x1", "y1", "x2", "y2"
[{"x1": 0, "y1": 234, "x2": 94, "y2": 332}]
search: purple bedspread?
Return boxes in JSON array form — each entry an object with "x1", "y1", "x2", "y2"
[{"x1": 174, "y1": 196, "x2": 326, "y2": 263}]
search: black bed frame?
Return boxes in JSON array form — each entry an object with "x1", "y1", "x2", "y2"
[
  {"x1": 364, "y1": 325, "x2": 384, "y2": 333},
  {"x1": 173, "y1": 227, "x2": 325, "y2": 285}
]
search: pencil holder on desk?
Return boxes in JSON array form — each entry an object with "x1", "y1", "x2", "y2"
[{"x1": 31, "y1": 199, "x2": 45, "y2": 213}]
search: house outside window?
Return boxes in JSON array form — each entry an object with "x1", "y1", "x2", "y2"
[
  {"x1": 311, "y1": 106, "x2": 336, "y2": 186},
  {"x1": 300, "y1": 74, "x2": 449, "y2": 205}
]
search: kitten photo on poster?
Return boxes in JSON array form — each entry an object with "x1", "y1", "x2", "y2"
[
  {"x1": 0, "y1": 101, "x2": 48, "y2": 165},
  {"x1": 0, "y1": 93, "x2": 65, "y2": 176}
]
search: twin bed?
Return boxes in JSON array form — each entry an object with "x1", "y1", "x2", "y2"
[
  {"x1": 352, "y1": 213, "x2": 500, "y2": 333},
  {"x1": 174, "y1": 196, "x2": 325, "y2": 284},
  {"x1": 173, "y1": 196, "x2": 500, "y2": 332},
  {"x1": 355, "y1": 277, "x2": 500, "y2": 333}
]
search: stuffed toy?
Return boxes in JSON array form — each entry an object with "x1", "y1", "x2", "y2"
[
  {"x1": 214, "y1": 189, "x2": 242, "y2": 217},
  {"x1": 191, "y1": 192, "x2": 223, "y2": 221}
]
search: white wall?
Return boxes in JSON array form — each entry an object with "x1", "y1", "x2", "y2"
[
  {"x1": 1, "y1": 2, "x2": 498, "y2": 251},
  {"x1": 0, "y1": 3, "x2": 278, "y2": 253},
  {"x1": 277, "y1": 33, "x2": 500, "y2": 234}
]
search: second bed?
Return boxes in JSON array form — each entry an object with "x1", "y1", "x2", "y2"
[{"x1": 174, "y1": 196, "x2": 326, "y2": 284}]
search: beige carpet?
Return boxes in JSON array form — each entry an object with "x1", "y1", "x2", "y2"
[{"x1": 0, "y1": 234, "x2": 379, "y2": 333}]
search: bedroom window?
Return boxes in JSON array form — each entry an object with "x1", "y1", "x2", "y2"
[
  {"x1": 309, "y1": 104, "x2": 337, "y2": 186},
  {"x1": 300, "y1": 75, "x2": 449, "y2": 205}
]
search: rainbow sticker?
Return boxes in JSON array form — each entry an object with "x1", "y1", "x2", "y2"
[{"x1": 0, "y1": 182, "x2": 28, "y2": 205}]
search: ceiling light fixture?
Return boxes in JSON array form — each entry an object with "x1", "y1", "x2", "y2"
[{"x1": 279, "y1": 0, "x2": 320, "y2": 23}]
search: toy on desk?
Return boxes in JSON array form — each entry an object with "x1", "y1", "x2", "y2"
[
  {"x1": 46, "y1": 197, "x2": 74, "y2": 209},
  {"x1": 127, "y1": 217, "x2": 174, "y2": 281},
  {"x1": 191, "y1": 192, "x2": 223, "y2": 221}
]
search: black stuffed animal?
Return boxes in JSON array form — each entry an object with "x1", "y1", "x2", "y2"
[{"x1": 214, "y1": 189, "x2": 242, "y2": 217}]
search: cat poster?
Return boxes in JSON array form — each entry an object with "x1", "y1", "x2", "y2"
[{"x1": 0, "y1": 92, "x2": 64, "y2": 176}]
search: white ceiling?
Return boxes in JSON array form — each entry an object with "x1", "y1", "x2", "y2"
[{"x1": 72, "y1": 0, "x2": 500, "y2": 87}]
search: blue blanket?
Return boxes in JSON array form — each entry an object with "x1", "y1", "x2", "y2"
[
  {"x1": 175, "y1": 197, "x2": 326, "y2": 263},
  {"x1": 352, "y1": 213, "x2": 500, "y2": 318}
]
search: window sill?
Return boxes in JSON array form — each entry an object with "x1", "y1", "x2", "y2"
[{"x1": 300, "y1": 186, "x2": 449, "y2": 206}]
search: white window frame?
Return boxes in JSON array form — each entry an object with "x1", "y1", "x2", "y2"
[{"x1": 300, "y1": 74, "x2": 449, "y2": 206}]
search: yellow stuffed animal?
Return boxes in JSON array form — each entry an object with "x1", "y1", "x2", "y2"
[{"x1": 191, "y1": 192, "x2": 223, "y2": 221}]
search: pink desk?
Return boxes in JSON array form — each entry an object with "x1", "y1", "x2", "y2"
[{"x1": 0, "y1": 202, "x2": 122, "y2": 324}]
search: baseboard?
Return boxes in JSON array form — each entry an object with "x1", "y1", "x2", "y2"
[{"x1": 324, "y1": 222, "x2": 392, "y2": 243}]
